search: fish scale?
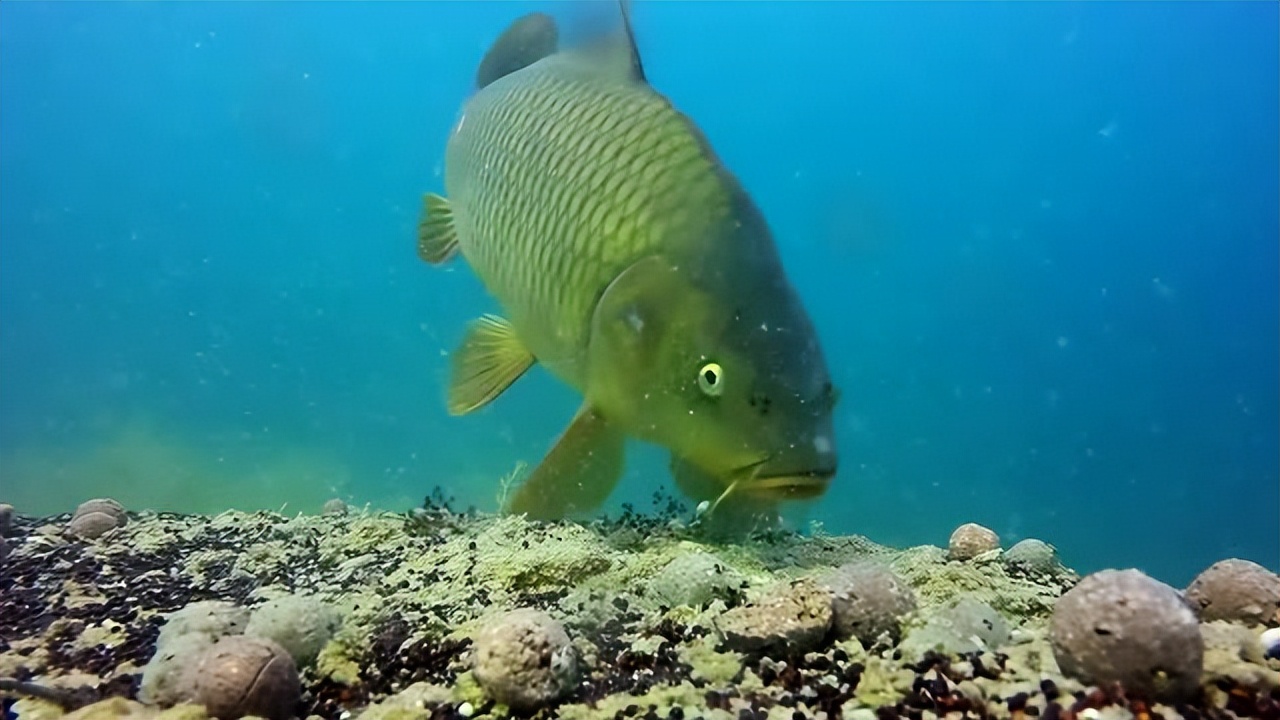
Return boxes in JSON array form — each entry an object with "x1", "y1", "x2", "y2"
[{"x1": 446, "y1": 58, "x2": 727, "y2": 382}]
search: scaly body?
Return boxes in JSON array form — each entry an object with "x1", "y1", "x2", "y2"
[
  {"x1": 446, "y1": 53, "x2": 731, "y2": 386},
  {"x1": 418, "y1": 4, "x2": 839, "y2": 522}
]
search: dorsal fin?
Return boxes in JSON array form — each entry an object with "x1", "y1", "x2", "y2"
[
  {"x1": 475, "y1": 12, "x2": 559, "y2": 90},
  {"x1": 560, "y1": 0, "x2": 648, "y2": 86},
  {"x1": 618, "y1": 0, "x2": 646, "y2": 83}
]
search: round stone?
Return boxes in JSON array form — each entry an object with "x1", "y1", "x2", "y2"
[
  {"x1": 1050, "y1": 568, "x2": 1203, "y2": 700},
  {"x1": 472, "y1": 608, "x2": 578, "y2": 712},
  {"x1": 180, "y1": 636, "x2": 300, "y2": 720},
  {"x1": 948, "y1": 523, "x2": 1000, "y2": 561},
  {"x1": 1184, "y1": 558, "x2": 1280, "y2": 626}
]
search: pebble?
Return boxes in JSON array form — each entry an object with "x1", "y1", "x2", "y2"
[
  {"x1": 718, "y1": 577, "x2": 833, "y2": 655},
  {"x1": 948, "y1": 523, "x2": 1000, "y2": 561}
]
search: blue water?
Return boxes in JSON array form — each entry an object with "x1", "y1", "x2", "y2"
[{"x1": 1, "y1": 1, "x2": 1275, "y2": 587}]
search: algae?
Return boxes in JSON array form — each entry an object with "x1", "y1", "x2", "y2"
[
  {"x1": 2, "y1": 502, "x2": 1276, "y2": 720},
  {"x1": 678, "y1": 635, "x2": 744, "y2": 686}
]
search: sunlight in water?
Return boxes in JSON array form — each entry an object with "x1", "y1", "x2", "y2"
[{"x1": 0, "y1": 413, "x2": 351, "y2": 515}]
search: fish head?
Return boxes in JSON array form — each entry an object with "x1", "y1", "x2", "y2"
[{"x1": 587, "y1": 255, "x2": 838, "y2": 503}]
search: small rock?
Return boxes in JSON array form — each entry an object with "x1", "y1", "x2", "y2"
[
  {"x1": 472, "y1": 608, "x2": 578, "y2": 712},
  {"x1": 322, "y1": 498, "x2": 349, "y2": 515},
  {"x1": 820, "y1": 562, "x2": 916, "y2": 647},
  {"x1": 245, "y1": 594, "x2": 342, "y2": 668},
  {"x1": 901, "y1": 596, "x2": 1010, "y2": 659},
  {"x1": 1050, "y1": 568, "x2": 1203, "y2": 700},
  {"x1": 948, "y1": 523, "x2": 1000, "y2": 561},
  {"x1": 67, "y1": 498, "x2": 128, "y2": 540},
  {"x1": 651, "y1": 550, "x2": 746, "y2": 608},
  {"x1": 155, "y1": 600, "x2": 251, "y2": 653},
  {"x1": 1004, "y1": 538, "x2": 1062, "y2": 577},
  {"x1": 718, "y1": 577, "x2": 832, "y2": 655},
  {"x1": 1262, "y1": 627, "x2": 1280, "y2": 660},
  {"x1": 140, "y1": 600, "x2": 257, "y2": 706},
  {"x1": 0, "y1": 502, "x2": 13, "y2": 536},
  {"x1": 179, "y1": 636, "x2": 300, "y2": 720},
  {"x1": 1184, "y1": 558, "x2": 1280, "y2": 627},
  {"x1": 139, "y1": 633, "x2": 217, "y2": 706}
]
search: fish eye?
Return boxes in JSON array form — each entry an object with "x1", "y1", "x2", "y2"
[{"x1": 697, "y1": 362, "x2": 724, "y2": 397}]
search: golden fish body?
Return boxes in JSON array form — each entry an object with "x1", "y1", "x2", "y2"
[
  {"x1": 418, "y1": 4, "x2": 839, "y2": 522},
  {"x1": 445, "y1": 54, "x2": 729, "y2": 388}
]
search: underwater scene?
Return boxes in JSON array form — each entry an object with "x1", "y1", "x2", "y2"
[{"x1": 1, "y1": 1, "x2": 1278, "y2": 720}]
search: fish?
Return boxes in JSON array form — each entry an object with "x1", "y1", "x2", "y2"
[{"x1": 417, "y1": 1, "x2": 839, "y2": 523}]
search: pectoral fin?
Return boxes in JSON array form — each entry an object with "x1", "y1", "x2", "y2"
[
  {"x1": 418, "y1": 193, "x2": 459, "y2": 264},
  {"x1": 505, "y1": 404, "x2": 625, "y2": 520},
  {"x1": 447, "y1": 315, "x2": 535, "y2": 415}
]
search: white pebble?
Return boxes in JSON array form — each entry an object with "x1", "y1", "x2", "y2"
[{"x1": 1262, "y1": 627, "x2": 1280, "y2": 659}]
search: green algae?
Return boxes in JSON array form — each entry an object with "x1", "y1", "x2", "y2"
[
  {"x1": 323, "y1": 513, "x2": 417, "y2": 559},
  {"x1": 889, "y1": 545, "x2": 1071, "y2": 619},
  {"x1": 356, "y1": 683, "x2": 457, "y2": 720},
  {"x1": 381, "y1": 513, "x2": 795, "y2": 624},
  {"x1": 8, "y1": 699, "x2": 211, "y2": 720},
  {"x1": 557, "y1": 681, "x2": 729, "y2": 720},
  {"x1": 449, "y1": 671, "x2": 492, "y2": 712},
  {"x1": 9, "y1": 501, "x2": 1278, "y2": 720},
  {"x1": 316, "y1": 638, "x2": 364, "y2": 686},
  {"x1": 678, "y1": 635, "x2": 744, "y2": 686},
  {"x1": 851, "y1": 656, "x2": 915, "y2": 708}
]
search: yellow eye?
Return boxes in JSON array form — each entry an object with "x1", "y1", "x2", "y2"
[{"x1": 697, "y1": 362, "x2": 724, "y2": 396}]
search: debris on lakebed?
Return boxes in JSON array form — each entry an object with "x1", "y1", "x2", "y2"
[{"x1": 1, "y1": 494, "x2": 1277, "y2": 720}]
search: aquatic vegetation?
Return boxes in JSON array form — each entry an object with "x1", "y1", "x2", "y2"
[
  {"x1": 889, "y1": 544, "x2": 1072, "y2": 619},
  {"x1": 2, "y1": 501, "x2": 1278, "y2": 720},
  {"x1": 1200, "y1": 621, "x2": 1276, "y2": 691}
]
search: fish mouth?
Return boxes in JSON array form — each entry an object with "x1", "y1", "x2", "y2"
[{"x1": 731, "y1": 460, "x2": 835, "y2": 501}]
